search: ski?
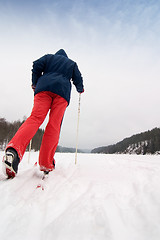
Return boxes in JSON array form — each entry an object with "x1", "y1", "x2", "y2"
[
  {"x1": 36, "y1": 183, "x2": 45, "y2": 191},
  {"x1": 36, "y1": 171, "x2": 49, "y2": 190}
]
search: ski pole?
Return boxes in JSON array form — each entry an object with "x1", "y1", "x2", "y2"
[
  {"x1": 75, "y1": 93, "x2": 81, "y2": 164},
  {"x1": 28, "y1": 139, "x2": 32, "y2": 164}
]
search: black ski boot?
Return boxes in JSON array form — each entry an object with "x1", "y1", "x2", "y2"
[{"x1": 3, "y1": 148, "x2": 20, "y2": 178}]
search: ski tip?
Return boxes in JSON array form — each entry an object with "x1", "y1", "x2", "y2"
[
  {"x1": 6, "y1": 168, "x2": 16, "y2": 179},
  {"x1": 36, "y1": 184, "x2": 44, "y2": 190},
  {"x1": 34, "y1": 162, "x2": 38, "y2": 167}
]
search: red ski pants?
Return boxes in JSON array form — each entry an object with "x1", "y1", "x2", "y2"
[{"x1": 6, "y1": 91, "x2": 68, "y2": 171}]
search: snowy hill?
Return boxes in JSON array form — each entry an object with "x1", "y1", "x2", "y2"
[
  {"x1": 92, "y1": 128, "x2": 160, "y2": 154},
  {"x1": 0, "y1": 151, "x2": 160, "y2": 240}
]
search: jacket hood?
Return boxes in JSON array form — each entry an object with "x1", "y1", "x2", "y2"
[{"x1": 55, "y1": 49, "x2": 68, "y2": 58}]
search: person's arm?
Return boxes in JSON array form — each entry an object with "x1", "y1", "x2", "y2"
[
  {"x1": 72, "y1": 63, "x2": 84, "y2": 93},
  {"x1": 31, "y1": 55, "x2": 47, "y2": 88}
]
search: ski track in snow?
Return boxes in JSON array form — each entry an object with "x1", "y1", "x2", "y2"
[{"x1": 0, "y1": 151, "x2": 160, "y2": 240}]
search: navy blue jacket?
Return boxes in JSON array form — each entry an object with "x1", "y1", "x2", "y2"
[{"x1": 32, "y1": 49, "x2": 84, "y2": 105}]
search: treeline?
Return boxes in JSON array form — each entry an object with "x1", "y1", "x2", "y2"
[
  {"x1": 0, "y1": 117, "x2": 44, "y2": 151},
  {"x1": 56, "y1": 146, "x2": 85, "y2": 153},
  {"x1": 91, "y1": 128, "x2": 160, "y2": 155},
  {"x1": 0, "y1": 117, "x2": 85, "y2": 153}
]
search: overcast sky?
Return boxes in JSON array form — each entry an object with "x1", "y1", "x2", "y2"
[{"x1": 1, "y1": 0, "x2": 160, "y2": 150}]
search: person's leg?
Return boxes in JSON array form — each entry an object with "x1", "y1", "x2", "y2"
[
  {"x1": 6, "y1": 92, "x2": 53, "y2": 160},
  {"x1": 39, "y1": 93, "x2": 68, "y2": 171}
]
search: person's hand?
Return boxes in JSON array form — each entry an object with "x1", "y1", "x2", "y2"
[
  {"x1": 31, "y1": 85, "x2": 36, "y2": 92},
  {"x1": 80, "y1": 89, "x2": 84, "y2": 94}
]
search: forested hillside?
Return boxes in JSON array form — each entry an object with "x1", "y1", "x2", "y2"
[
  {"x1": 0, "y1": 117, "x2": 44, "y2": 151},
  {"x1": 0, "y1": 117, "x2": 84, "y2": 153},
  {"x1": 92, "y1": 128, "x2": 160, "y2": 155}
]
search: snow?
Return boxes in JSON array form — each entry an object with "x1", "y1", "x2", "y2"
[{"x1": 0, "y1": 152, "x2": 160, "y2": 240}]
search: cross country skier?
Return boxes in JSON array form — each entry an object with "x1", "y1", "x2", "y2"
[{"x1": 2, "y1": 49, "x2": 84, "y2": 178}]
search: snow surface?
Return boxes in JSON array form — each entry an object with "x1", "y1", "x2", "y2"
[{"x1": 0, "y1": 151, "x2": 160, "y2": 240}]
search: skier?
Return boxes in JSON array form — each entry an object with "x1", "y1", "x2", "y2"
[{"x1": 3, "y1": 49, "x2": 84, "y2": 178}]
